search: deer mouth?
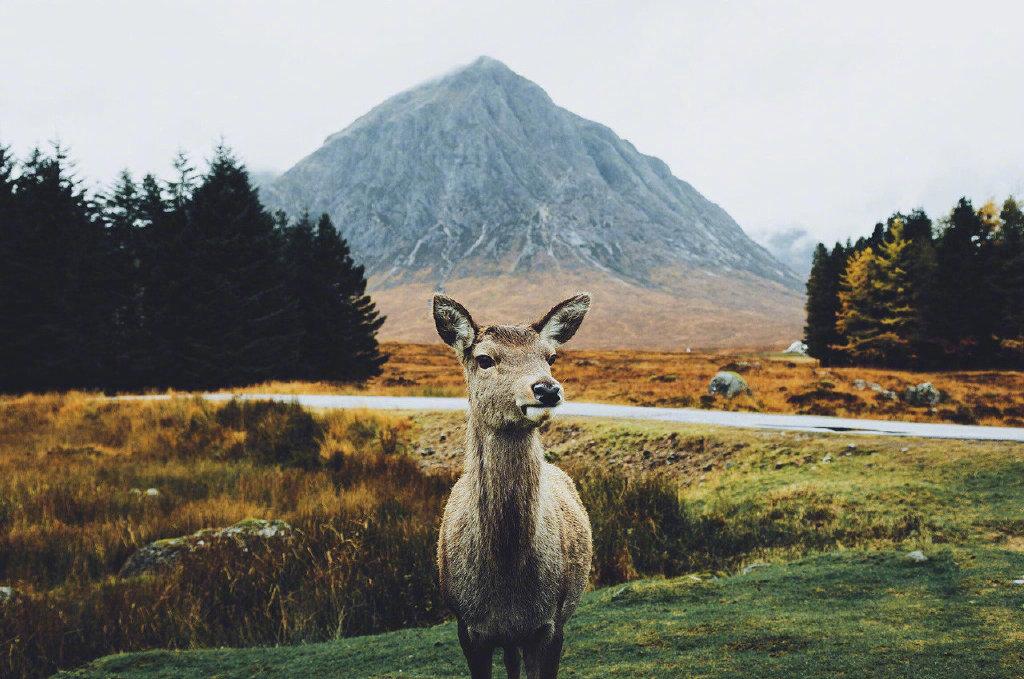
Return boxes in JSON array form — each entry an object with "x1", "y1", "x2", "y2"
[{"x1": 521, "y1": 403, "x2": 557, "y2": 421}]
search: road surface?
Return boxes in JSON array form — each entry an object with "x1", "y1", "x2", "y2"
[{"x1": 125, "y1": 393, "x2": 1024, "y2": 442}]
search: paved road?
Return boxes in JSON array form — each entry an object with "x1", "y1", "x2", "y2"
[{"x1": 128, "y1": 393, "x2": 1024, "y2": 442}]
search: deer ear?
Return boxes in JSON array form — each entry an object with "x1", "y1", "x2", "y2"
[
  {"x1": 532, "y1": 293, "x2": 591, "y2": 345},
  {"x1": 432, "y1": 294, "x2": 478, "y2": 352}
]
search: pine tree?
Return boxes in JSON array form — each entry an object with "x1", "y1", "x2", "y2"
[
  {"x1": 100, "y1": 171, "x2": 148, "y2": 388},
  {"x1": 833, "y1": 247, "x2": 884, "y2": 364},
  {"x1": 804, "y1": 243, "x2": 841, "y2": 363},
  {"x1": 0, "y1": 146, "x2": 115, "y2": 390},
  {"x1": 282, "y1": 213, "x2": 386, "y2": 381},
  {"x1": 282, "y1": 211, "x2": 319, "y2": 379},
  {"x1": 174, "y1": 144, "x2": 299, "y2": 388},
  {"x1": 870, "y1": 218, "x2": 928, "y2": 365},
  {"x1": 932, "y1": 198, "x2": 991, "y2": 365},
  {"x1": 0, "y1": 145, "x2": 20, "y2": 390},
  {"x1": 996, "y1": 197, "x2": 1024, "y2": 361},
  {"x1": 316, "y1": 214, "x2": 386, "y2": 380}
]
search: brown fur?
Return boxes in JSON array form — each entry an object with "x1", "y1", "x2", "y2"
[{"x1": 433, "y1": 294, "x2": 593, "y2": 679}]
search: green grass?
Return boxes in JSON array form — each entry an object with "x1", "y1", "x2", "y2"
[
  {"x1": 8, "y1": 397, "x2": 1024, "y2": 677},
  {"x1": 59, "y1": 546, "x2": 1024, "y2": 678}
]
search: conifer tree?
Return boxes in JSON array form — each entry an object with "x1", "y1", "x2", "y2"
[
  {"x1": 174, "y1": 144, "x2": 298, "y2": 388},
  {"x1": 804, "y1": 243, "x2": 841, "y2": 363},
  {"x1": 0, "y1": 145, "x2": 20, "y2": 390},
  {"x1": 100, "y1": 171, "x2": 148, "y2": 387},
  {"x1": 0, "y1": 146, "x2": 114, "y2": 390},
  {"x1": 996, "y1": 198, "x2": 1024, "y2": 356},
  {"x1": 932, "y1": 198, "x2": 991, "y2": 364},
  {"x1": 870, "y1": 218, "x2": 928, "y2": 364},
  {"x1": 833, "y1": 247, "x2": 884, "y2": 363}
]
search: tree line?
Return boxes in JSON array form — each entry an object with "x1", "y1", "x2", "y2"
[
  {"x1": 805, "y1": 197, "x2": 1024, "y2": 369},
  {"x1": 0, "y1": 142, "x2": 386, "y2": 392}
]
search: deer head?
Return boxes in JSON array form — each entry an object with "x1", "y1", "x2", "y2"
[{"x1": 432, "y1": 293, "x2": 591, "y2": 430}]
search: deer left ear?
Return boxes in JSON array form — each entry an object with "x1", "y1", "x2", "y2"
[{"x1": 532, "y1": 293, "x2": 591, "y2": 345}]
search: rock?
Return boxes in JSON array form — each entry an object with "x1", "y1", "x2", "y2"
[
  {"x1": 708, "y1": 371, "x2": 751, "y2": 399},
  {"x1": 902, "y1": 383, "x2": 942, "y2": 406},
  {"x1": 784, "y1": 341, "x2": 808, "y2": 355},
  {"x1": 853, "y1": 379, "x2": 888, "y2": 394},
  {"x1": 119, "y1": 519, "x2": 294, "y2": 577},
  {"x1": 1011, "y1": 579, "x2": 1024, "y2": 586},
  {"x1": 821, "y1": 453, "x2": 833, "y2": 464},
  {"x1": 145, "y1": 488, "x2": 160, "y2": 497},
  {"x1": 905, "y1": 550, "x2": 928, "y2": 563},
  {"x1": 878, "y1": 390, "x2": 898, "y2": 401},
  {"x1": 741, "y1": 562, "x2": 769, "y2": 575},
  {"x1": 0, "y1": 586, "x2": 15, "y2": 604}
]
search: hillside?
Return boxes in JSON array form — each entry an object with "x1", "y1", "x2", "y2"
[
  {"x1": 263, "y1": 57, "x2": 804, "y2": 349},
  {"x1": 60, "y1": 548, "x2": 1024, "y2": 678}
]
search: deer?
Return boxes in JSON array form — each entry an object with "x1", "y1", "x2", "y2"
[{"x1": 433, "y1": 292, "x2": 594, "y2": 679}]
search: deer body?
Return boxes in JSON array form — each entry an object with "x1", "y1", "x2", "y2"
[{"x1": 433, "y1": 294, "x2": 593, "y2": 679}]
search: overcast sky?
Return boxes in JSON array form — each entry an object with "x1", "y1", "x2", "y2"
[{"x1": 3, "y1": 1, "x2": 1022, "y2": 244}]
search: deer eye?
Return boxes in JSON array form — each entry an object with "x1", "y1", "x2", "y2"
[
  {"x1": 475, "y1": 355, "x2": 495, "y2": 369},
  {"x1": 547, "y1": 354, "x2": 557, "y2": 366}
]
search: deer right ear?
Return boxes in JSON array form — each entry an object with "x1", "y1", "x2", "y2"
[{"x1": 432, "y1": 294, "x2": 478, "y2": 353}]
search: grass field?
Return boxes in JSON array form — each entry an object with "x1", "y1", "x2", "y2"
[
  {"x1": 233, "y1": 342, "x2": 1024, "y2": 427},
  {"x1": 60, "y1": 547, "x2": 1024, "y2": 678},
  {"x1": 2, "y1": 393, "x2": 1024, "y2": 677}
]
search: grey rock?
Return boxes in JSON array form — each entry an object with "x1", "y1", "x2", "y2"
[
  {"x1": 263, "y1": 57, "x2": 799, "y2": 291},
  {"x1": 741, "y1": 562, "x2": 770, "y2": 575},
  {"x1": 905, "y1": 550, "x2": 928, "y2": 563},
  {"x1": 821, "y1": 453, "x2": 833, "y2": 464},
  {"x1": 120, "y1": 519, "x2": 294, "y2": 577},
  {"x1": 144, "y1": 488, "x2": 160, "y2": 497},
  {"x1": 0, "y1": 586, "x2": 14, "y2": 604},
  {"x1": 903, "y1": 383, "x2": 942, "y2": 406},
  {"x1": 784, "y1": 341, "x2": 808, "y2": 355},
  {"x1": 708, "y1": 371, "x2": 750, "y2": 398}
]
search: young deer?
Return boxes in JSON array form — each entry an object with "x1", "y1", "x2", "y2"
[{"x1": 433, "y1": 293, "x2": 593, "y2": 679}]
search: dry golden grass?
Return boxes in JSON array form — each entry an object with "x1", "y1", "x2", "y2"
[
  {"x1": 236, "y1": 342, "x2": 1024, "y2": 426},
  {"x1": 3, "y1": 392, "x2": 1023, "y2": 677}
]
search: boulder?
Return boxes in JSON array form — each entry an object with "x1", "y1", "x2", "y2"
[
  {"x1": 0, "y1": 586, "x2": 15, "y2": 604},
  {"x1": 902, "y1": 383, "x2": 942, "y2": 407},
  {"x1": 708, "y1": 371, "x2": 751, "y2": 399},
  {"x1": 784, "y1": 341, "x2": 808, "y2": 355},
  {"x1": 119, "y1": 518, "x2": 294, "y2": 577},
  {"x1": 905, "y1": 550, "x2": 928, "y2": 563}
]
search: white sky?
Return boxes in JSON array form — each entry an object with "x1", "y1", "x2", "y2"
[{"x1": 3, "y1": 0, "x2": 1022, "y2": 244}]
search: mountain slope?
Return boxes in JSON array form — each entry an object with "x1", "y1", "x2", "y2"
[{"x1": 264, "y1": 57, "x2": 804, "y2": 348}]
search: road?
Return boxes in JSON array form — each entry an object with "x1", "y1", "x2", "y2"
[{"x1": 127, "y1": 393, "x2": 1024, "y2": 442}]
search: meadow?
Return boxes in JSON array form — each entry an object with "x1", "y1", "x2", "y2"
[
  {"x1": 238, "y1": 342, "x2": 1024, "y2": 426},
  {"x1": 2, "y1": 392, "x2": 1023, "y2": 677}
]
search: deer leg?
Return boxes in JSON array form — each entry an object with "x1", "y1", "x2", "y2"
[
  {"x1": 502, "y1": 645, "x2": 522, "y2": 679},
  {"x1": 522, "y1": 623, "x2": 563, "y2": 679},
  {"x1": 458, "y1": 619, "x2": 494, "y2": 679},
  {"x1": 537, "y1": 630, "x2": 564, "y2": 679}
]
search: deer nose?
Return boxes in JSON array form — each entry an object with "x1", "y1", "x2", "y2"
[{"x1": 532, "y1": 381, "x2": 562, "y2": 407}]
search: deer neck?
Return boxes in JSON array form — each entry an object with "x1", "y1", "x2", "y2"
[{"x1": 465, "y1": 413, "x2": 542, "y2": 564}]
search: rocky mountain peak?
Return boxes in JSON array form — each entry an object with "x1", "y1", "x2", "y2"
[{"x1": 263, "y1": 57, "x2": 800, "y2": 294}]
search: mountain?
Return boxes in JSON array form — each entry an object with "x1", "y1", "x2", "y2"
[
  {"x1": 752, "y1": 226, "x2": 818, "y2": 278},
  {"x1": 263, "y1": 57, "x2": 804, "y2": 349}
]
